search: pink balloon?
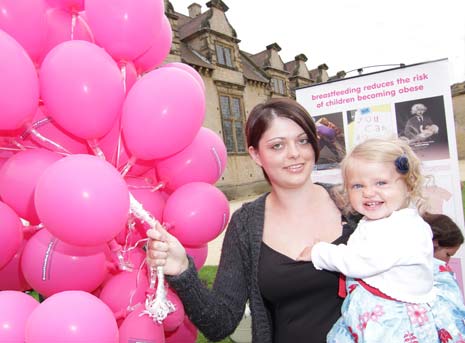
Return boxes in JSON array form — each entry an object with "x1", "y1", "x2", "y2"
[
  {"x1": 156, "y1": 127, "x2": 227, "y2": 192},
  {"x1": 85, "y1": 0, "x2": 164, "y2": 61},
  {"x1": 165, "y1": 316, "x2": 197, "y2": 343},
  {"x1": 45, "y1": 0, "x2": 84, "y2": 11},
  {"x1": 162, "y1": 62, "x2": 205, "y2": 91},
  {"x1": 0, "y1": 232, "x2": 31, "y2": 291},
  {"x1": 0, "y1": 201, "x2": 23, "y2": 269},
  {"x1": 0, "y1": 0, "x2": 47, "y2": 63},
  {"x1": 25, "y1": 106, "x2": 90, "y2": 155},
  {"x1": 118, "y1": 306, "x2": 165, "y2": 342},
  {"x1": 133, "y1": 15, "x2": 172, "y2": 74},
  {"x1": 122, "y1": 67, "x2": 205, "y2": 160},
  {"x1": 0, "y1": 148, "x2": 62, "y2": 224},
  {"x1": 0, "y1": 29, "x2": 40, "y2": 131},
  {"x1": 40, "y1": 40, "x2": 125, "y2": 140},
  {"x1": 26, "y1": 290, "x2": 118, "y2": 343},
  {"x1": 21, "y1": 229, "x2": 110, "y2": 298},
  {"x1": 38, "y1": 8, "x2": 93, "y2": 64},
  {"x1": 99, "y1": 270, "x2": 149, "y2": 321},
  {"x1": 98, "y1": 117, "x2": 155, "y2": 175},
  {"x1": 185, "y1": 244, "x2": 208, "y2": 270},
  {"x1": 0, "y1": 291, "x2": 39, "y2": 342},
  {"x1": 0, "y1": 150, "x2": 15, "y2": 171},
  {"x1": 163, "y1": 288, "x2": 185, "y2": 332},
  {"x1": 163, "y1": 182, "x2": 229, "y2": 247},
  {"x1": 34, "y1": 154, "x2": 130, "y2": 246}
]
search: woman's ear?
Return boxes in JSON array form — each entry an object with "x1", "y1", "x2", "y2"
[
  {"x1": 433, "y1": 239, "x2": 439, "y2": 249},
  {"x1": 248, "y1": 146, "x2": 262, "y2": 167}
]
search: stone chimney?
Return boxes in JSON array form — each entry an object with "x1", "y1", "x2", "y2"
[{"x1": 188, "y1": 3, "x2": 202, "y2": 18}]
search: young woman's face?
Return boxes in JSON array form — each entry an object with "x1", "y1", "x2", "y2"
[
  {"x1": 346, "y1": 158, "x2": 410, "y2": 220},
  {"x1": 434, "y1": 243, "x2": 460, "y2": 263},
  {"x1": 248, "y1": 117, "x2": 315, "y2": 189}
]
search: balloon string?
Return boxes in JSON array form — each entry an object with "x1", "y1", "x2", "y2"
[
  {"x1": 77, "y1": 12, "x2": 95, "y2": 43},
  {"x1": 115, "y1": 122, "x2": 123, "y2": 169},
  {"x1": 126, "y1": 181, "x2": 164, "y2": 192},
  {"x1": 87, "y1": 139, "x2": 106, "y2": 160},
  {"x1": 120, "y1": 155, "x2": 137, "y2": 177},
  {"x1": 70, "y1": 12, "x2": 77, "y2": 40},
  {"x1": 29, "y1": 128, "x2": 72, "y2": 155},
  {"x1": 129, "y1": 192, "x2": 175, "y2": 322},
  {"x1": 120, "y1": 63, "x2": 127, "y2": 94}
]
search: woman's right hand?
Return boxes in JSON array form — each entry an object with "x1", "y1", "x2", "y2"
[{"x1": 146, "y1": 222, "x2": 189, "y2": 276}]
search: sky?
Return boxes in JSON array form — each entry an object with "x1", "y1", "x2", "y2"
[{"x1": 170, "y1": 0, "x2": 465, "y2": 84}]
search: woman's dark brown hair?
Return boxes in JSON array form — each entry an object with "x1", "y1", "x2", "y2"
[
  {"x1": 245, "y1": 98, "x2": 319, "y2": 182},
  {"x1": 422, "y1": 212, "x2": 464, "y2": 248},
  {"x1": 246, "y1": 98, "x2": 318, "y2": 155}
]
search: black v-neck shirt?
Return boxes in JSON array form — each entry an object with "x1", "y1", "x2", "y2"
[{"x1": 258, "y1": 224, "x2": 353, "y2": 343}]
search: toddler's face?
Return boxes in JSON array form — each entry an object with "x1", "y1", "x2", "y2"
[{"x1": 346, "y1": 158, "x2": 410, "y2": 220}]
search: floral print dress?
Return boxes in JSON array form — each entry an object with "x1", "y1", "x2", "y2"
[{"x1": 327, "y1": 259, "x2": 465, "y2": 343}]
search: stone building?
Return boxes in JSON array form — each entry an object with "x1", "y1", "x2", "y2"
[{"x1": 164, "y1": 0, "x2": 331, "y2": 199}]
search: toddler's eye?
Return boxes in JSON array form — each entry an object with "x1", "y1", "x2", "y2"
[
  {"x1": 376, "y1": 181, "x2": 387, "y2": 186},
  {"x1": 351, "y1": 184, "x2": 363, "y2": 190}
]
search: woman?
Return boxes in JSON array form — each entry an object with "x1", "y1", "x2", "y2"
[{"x1": 147, "y1": 98, "x2": 360, "y2": 342}]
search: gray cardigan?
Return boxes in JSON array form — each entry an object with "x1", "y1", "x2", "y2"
[{"x1": 167, "y1": 188, "x2": 359, "y2": 342}]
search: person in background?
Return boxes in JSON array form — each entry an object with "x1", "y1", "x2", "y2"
[
  {"x1": 146, "y1": 98, "x2": 361, "y2": 343},
  {"x1": 423, "y1": 212, "x2": 464, "y2": 264},
  {"x1": 311, "y1": 138, "x2": 464, "y2": 342},
  {"x1": 422, "y1": 212, "x2": 465, "y2": 343}
]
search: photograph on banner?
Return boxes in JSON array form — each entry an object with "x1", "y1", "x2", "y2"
[
  {"x1": 395, "y1": 96, "x2": 450, "y2": 160},
  {"x1": 314, "y1": 112, "x2": 345, "y2": 170},
  {"x1": 346, "y1": 104, "x2": 396, "y2": 150}
]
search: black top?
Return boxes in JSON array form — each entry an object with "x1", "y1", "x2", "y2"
[{"x1": 258, "y1": 224, "x2": 354, "y2": 343}]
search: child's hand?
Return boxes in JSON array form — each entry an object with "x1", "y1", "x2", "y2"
[{"x1": 296, "y1": 238, "x2": 321, "y2": 261}]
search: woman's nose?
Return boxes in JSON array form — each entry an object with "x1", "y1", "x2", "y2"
[{"x1": 287, "y1": 143, "x2": 300, "y2": 158}]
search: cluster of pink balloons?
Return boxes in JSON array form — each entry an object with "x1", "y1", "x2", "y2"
[{"x1": 0, "y1": 0, "x2": 230, "y2": 342}]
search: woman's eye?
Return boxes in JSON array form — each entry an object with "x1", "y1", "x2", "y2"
[
  {"x1": 299, "y1": 137, "x2": 309, "y2": 144},
  {"x1": 271, "y1": 143, "x2": 283, "y2": 150}
]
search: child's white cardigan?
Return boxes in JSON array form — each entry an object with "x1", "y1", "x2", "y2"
[{"x1": 312, "y1": 208, "x2": 435, "y2": 303}]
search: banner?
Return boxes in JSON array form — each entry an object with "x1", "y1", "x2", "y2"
[{"x1": 296, "y1": 59, "x2": 465, "y2": 290}]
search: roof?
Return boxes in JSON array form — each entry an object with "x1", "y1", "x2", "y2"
[
  {"x1": 178, "y1": 10, "x2": 211, "y2": 40},
  {"x1": 240, "y1": 51, "x2": 269, "y2": 83},
  {"x1": 180, "y1": 43, "x2": 214, "y2": 69},
  {"x1": 248, "y1": 50, "x2": 268, "y2": 68}
]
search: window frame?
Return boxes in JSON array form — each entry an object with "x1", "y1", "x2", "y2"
[
  {"x1": 218, "y1": 94, "x2": 247, "y2": 155},
  {"x1": 215, "y1": 43, "x2": 234, "y2": 68}
]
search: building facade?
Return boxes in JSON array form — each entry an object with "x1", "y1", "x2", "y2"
[{"x1": 164, "y1": 0, "x2": 332, "y2": 198}]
